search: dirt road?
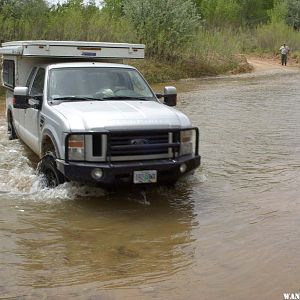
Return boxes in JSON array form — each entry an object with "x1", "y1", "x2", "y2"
[{"x1": 247, "y1": 56, "x2": 299, "y2": 74}]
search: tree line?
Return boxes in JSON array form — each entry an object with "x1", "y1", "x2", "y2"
[
  {"x1": 1, "y1": 0, "x2": 299, "y2": 53},
  {"x1": 105, "y1": 0, "x2": 300, "y2": 29}
]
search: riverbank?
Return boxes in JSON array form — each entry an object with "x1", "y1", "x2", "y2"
[
  {"x1": 129, "y1": 55, "x2": 253, "y2": 84},
  {"x1": 142, "y1": 54, "x2": 300, "y2": 85},
  {"x1": 132, "y1": 54, "x2": 300, "y2": 84}
]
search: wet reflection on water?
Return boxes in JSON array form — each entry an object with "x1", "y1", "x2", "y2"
[
  {"x1": 16, "y1": 190, "x2": 196, "y2": 287},
  {"x1": 1, "y1": 69, "x2": 300, "y2": 299}
]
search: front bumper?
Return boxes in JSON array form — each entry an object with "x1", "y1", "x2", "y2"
[{"x1": 56, "y1": 155, "x2": 201, "y2": 187}]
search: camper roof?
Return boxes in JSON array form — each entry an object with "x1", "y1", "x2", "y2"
[{"x1": 0, "y1": 40, "x2": 145, "y2": 59}]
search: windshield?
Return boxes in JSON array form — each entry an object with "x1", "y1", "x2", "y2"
[{"x1": 48, "y1": 67, "x2": 156, "y2": 102}]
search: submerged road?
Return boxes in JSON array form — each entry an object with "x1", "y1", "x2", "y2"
[{"x1": 0, "y1": 66, "x2": 300, "y2": 299}]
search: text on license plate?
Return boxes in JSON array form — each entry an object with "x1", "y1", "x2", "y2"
[{"x1": 133, "y1": 170, "x2": 157, "y2": 184}]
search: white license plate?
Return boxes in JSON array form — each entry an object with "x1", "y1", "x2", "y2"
[{"x1": 133, "y1": 170, "x2": 157, "y2": 184}]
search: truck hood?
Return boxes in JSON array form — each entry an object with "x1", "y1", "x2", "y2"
[{"x1": 52, "y1": 100, "x2": 191, "y2": 131}]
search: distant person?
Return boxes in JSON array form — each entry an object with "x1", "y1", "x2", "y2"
[{"x1": 279, "y1": 43, "x2": 290, "y2": 66}]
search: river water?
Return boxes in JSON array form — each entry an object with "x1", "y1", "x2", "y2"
[{"x1": 1, "y1": 68, "x2": 300, "y2": 299}]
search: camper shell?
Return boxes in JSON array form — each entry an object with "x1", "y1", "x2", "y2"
[
  {"x1": 1, "y1": 40, "x2": 200, "y2": 187},
  {"x1": 0, "y1": 40, "x2": 145, "y2": 58},
  {"x1": 1, "y1": 40, "x2": 145, "y2": 88}
]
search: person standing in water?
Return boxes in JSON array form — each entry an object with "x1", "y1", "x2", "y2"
[{"x1": 279, "y1": 43, "x2": 290, "y2": 66}]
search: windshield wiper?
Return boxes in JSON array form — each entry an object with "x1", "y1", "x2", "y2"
[
  {"x1": 102, "y1": 96, "x2": 148, "y2": 101},
  {"x1": 52, "y1": 96, "x2": 104, "y2": 101}
]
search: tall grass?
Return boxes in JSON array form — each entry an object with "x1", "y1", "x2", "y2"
[
  {"x1": 255, "y1": 21, "x2": 300, "y2": 53},
  {"x1": 181, "y1": 28, "x2": 243, "y2": 75},
  {"x1": 130, "y1": 28, "x2": 250, "y2": 83}
]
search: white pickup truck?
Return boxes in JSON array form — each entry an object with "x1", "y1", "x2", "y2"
[{"x1": 0, "y1": 40, "x2": 200, "y2": 187}]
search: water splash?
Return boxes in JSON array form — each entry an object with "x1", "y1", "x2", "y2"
[{"x1": 0, "y1": 120, "x2": 108, "y2": 202}]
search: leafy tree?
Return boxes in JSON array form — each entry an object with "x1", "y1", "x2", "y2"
[
  {"x1": 200, "y1": 0, "x2": 241, "y2": 27},
  {"x1": 267, "y1": 0, "x2": 288, "y2": 23},
  {"x1": 46, "y1": 0, "x2": 99, "y2": 40},
  {"x1": 194, "y1": 0, "x2": 275, "y2": 27},
  {"x1": 0, "y1": 0, "x2": 49, "y2": 40},
  {"x1": 286, "y1": 0, "x2": 300, "y2": 30},
  {"x1": 237, "y1": 0, "x2": 274, "y2": 26},
  {"x1": 123, "y1": 0, "x2": 200, "y2": 59},
  {"x1": 102, "y1": 0, "x2": 123, "y2": 18}
]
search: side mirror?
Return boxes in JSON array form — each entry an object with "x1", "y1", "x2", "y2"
[
  {"x1": 163, "y1": 86, "x2": 177, "y2": 107},
  {"x1": 13, "y1": 87, "x2": 29, "y2": 109},
  {"x1": 28, "y1": 95, "x2": 42, "y2": 110},
  {"x1": 13, "y1": 87, "x2": 42, "y2": 109}
]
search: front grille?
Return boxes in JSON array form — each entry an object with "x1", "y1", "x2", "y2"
[{"x1": 107, "y1": 131, "x2": 178, "y2": 161}]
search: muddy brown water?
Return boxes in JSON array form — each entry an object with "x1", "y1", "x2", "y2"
[{"x1": 1, "y1": 69, "x2": 300, "y2": 299}]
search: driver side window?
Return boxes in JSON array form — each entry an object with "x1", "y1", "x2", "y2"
[{"x1": 30, "y1": 68, "x2": 45, "y2": 96}]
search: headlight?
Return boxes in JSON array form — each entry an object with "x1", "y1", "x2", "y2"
[
  {"x1": 180, "y1": 130, "x2": 195, "y2": 156},
  {"x1": 68, "y1": 134, "x2": 85, "y2": 161}
]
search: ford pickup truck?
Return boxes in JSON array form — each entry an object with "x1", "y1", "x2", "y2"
[{"x1": 1, "y1": 40, "x2": 200, "y2": 187}]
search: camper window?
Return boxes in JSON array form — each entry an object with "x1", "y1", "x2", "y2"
[{"x1": 3, "y1": 60, "x2": 15, "y2": 88}]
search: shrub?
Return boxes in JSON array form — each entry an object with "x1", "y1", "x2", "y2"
[{"x1": 123, "y1": 0, "x2": 200, "y2": 59}]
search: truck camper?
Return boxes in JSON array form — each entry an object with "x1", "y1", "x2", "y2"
[{"x1": 0, "y1": 40, "x2": 200, "y2": 187}]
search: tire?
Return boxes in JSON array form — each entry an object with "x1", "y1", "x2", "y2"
[
  {"x1": 38, "y1": 152, "x2": 65, "y2": 188},
  {"x1": 7, "y1": 111, "x2": 17, "y2": 140},
  {"x1": 165, "y1": 181, "x2": 177, "y2": 188}
]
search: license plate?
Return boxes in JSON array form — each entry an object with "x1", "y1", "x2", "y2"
[{"x1": 133, "y1": 170, "x2": 157, "y2": 184}]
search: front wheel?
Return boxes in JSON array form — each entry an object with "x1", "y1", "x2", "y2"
[{"x1": 38, "y1": 153, "x2": 65, "y2": 188}]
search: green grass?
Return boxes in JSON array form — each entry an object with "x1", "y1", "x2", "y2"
[{"x1": 242, "y1": 21, "x2": 300, "y2": 54}]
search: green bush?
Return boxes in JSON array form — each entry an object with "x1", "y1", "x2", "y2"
[
  {"x1": 123, "y1": 0, "x2": 200, "y2": 59},
  {"x1": 0, "y1": 0, "x2": 48, "y2": 40}
]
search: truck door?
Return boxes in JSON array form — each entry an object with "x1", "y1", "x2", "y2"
[
  {"x1": 16, "y1": 67, "x2": 37, "y2": 141},
  {"x1": 23, "y1": 68, "x2": 45, "y2": 155}
]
